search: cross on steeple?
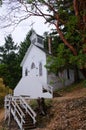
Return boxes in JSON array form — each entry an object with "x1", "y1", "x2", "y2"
[{"x1": 30, "y1": 21, "x2": 35, "y2": 30}]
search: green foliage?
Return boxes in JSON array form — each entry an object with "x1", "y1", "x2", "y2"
[
  {"x1": 0, "y1": 30, "x2": 32, "y2": 89},
  {"x1": 27, "y1": 0, "x2": 32, "y2": 4},
  {"x1": 46, "y1": 43, "x2": 72, "y2": 74},
  {"x1": 46, "y1": 41, "x2": 86, "y2": 76},
  {"x1": 0, "y1": 0, "x2": 2, "y2": 5},
  {"x1": 69, "y1": 50, "x2": 86, "y2": 69},
  {"x1": 44, "y1": 33, "x2": 61, "y2": 56},
  {"x1": 44, "y1": 1, "x2": 86, "y2": 77},
  {"x1": 18, "y1": 30, "x2": 32, "y2": 62},
  {"x1": 0, "y1": 34, "x2": 18, "y2": 63},
  {"x1": 0, "y1": 34, "x2": 20, "y2": 89},
  {"x1": 29, "y1": 98, "x2": 52, "y2": 110},
  {"x1": 29, "y1": 99, "x2": 38, "y2": 110}
]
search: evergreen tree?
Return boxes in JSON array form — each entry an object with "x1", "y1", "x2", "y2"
[
  {"x1": 0, "y1": 34, "x2": 18, "y2": 63},
  {"x1": 0, "y1": 34, "x2": 20, "y2": 89},
  {"x1": 18, "y1": 30, "x2": 32, "y2": 63}
]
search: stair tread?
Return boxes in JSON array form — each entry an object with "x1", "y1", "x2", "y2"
[
  {"x1": 23, "y1": 122, "x2": 33, "y2": 125},
  {"x1": 23, "y1": 125, "x2": 36, "y2": 129},
  {"x1": 23, "y1": 124, "x2": 35, "y2": 127}
]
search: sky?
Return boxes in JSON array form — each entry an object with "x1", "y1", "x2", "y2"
[
  {"x1": 0, "y1": 16, "x2": 51, "y2": 45},
  {"x1": 0, "y1": 1, "x2": 54, "y2": 46}
]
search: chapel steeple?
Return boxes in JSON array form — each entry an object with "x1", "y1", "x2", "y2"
[{"x1": 30, "y1": 30, "x2": 44, "y2": 48}]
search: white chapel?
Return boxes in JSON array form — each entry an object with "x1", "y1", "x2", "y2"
[
  {"x1": 14, "y1": 31, "x2": 53, "y2": 99},
  {"x1": 14, "y1": 30, "x2": 77, "y2": 99}
]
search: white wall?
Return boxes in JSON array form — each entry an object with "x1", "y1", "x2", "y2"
[
  {"x1": 22, "y1": 45, "x2": 47, "y2": 84},
  {"x1": 14, "y1": 76, "x2": 52, "y2": 99},
  {"x1": 48, "y1": 69, "x2": 75, "y2": 90}
]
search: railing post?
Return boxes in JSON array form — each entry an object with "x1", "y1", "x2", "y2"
[
  {"x1": 4, "y1": 94, "x2": 12, "y2": 126},
  {"x1": 20, "y1": 96, "x2": 36, "y2": 124}
]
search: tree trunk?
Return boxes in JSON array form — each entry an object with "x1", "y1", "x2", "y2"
[
  {"x1": 74, "y1": 65, "x2": 80, "y2": 83},
  {"x1": 80, "y1": 68, "x2": 86, "y2": 79}
]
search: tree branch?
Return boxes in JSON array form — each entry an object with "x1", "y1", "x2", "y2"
[
  {"x1": 54, "y1": 13, "x2": 77, "y2": 56},
  {"x1": 73, "y1": 0, "x2": 79, "y2": 16}
]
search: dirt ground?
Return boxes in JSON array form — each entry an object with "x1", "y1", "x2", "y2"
[
  {"x1": 0, "y1": 108, "x2": 4, "y2": 122},
  {"x1": 0, "y1": 108, "x2": 5, "y2": 129}
]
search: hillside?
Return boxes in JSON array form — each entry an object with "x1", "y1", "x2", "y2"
[
  {"x1": 36, "y1": 81, "x2": 86, "y2": 130},
  {"x1": 0, "y1": 81, "x2": 86, "y2": 130},
  {"x1": 41, "y1": 97, "x2": 86, "y2": 130}
]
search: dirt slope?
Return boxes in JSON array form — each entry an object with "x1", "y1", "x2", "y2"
[
  {"x1": 0, "y1": 109, "x2": 5, "y2": 129},
  {"x1": 0, "y1": 85, "x2": 86, "y2": 130},
  {"x1": 36, "y1": 86, "x2": 86, "y2": 130},
  {"x1": 0, "y1": 109, "x2": 4, "y2": 122}
]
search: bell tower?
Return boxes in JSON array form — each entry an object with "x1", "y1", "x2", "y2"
[{"x1": 30, "y1": 31, "x2": 44, "y2": 48}]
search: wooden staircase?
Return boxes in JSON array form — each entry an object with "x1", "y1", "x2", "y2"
[
  {"x1": 4, "y1": 95, "x2": 36, "y2": 130},
  {"x1": 23, "y1": 114, "x2": 36, "y2": 130},
  {"x1": 20, "y1": 105, "x2": 36, "y2": 130}
]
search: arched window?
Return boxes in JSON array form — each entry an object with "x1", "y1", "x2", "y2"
[
  {"x1": 31, "y1": 62, "x2": 35, "y2": 69},
  {"x1": 25, "y1": 68, "x2": 28, "y2": 76},
  {"x1": 39, "y1": 62, "x2": 42, "y2": 76}
]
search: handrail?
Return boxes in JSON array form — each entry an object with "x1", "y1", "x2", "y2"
[
  {"x1": 20, "y1": 96, "x2": 36, "y2": 124},
  {"x1": 11, "y1": 100, "x2": 25, "y2": 119},
  {"x1": 11, "y1": 95, "x2": 36, "y2": 124},
  {"x1": 11, "y1": 98, "x2": 25, "y2": 130},
  {"x1": 47, "y1": 85, "x2": 53, "y2": 94},
  {"x1": 4, "y1": 94, "x2": 12, "y2": 120},
  {"x1": 11, "y1": 101, "x2": 25, "y2": 129},
  {"x1": 4, "y1": 95, "x2": 25, "y2": 130},
  {"x1": 4, "y1": 95, "x2": 37, "y2": 130}
]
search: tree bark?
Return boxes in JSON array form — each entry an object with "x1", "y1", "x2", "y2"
[
  {"x1": 74, "y1": 65, "x2": 80, "y2": 83},
  {"x1": 54, "y1": 13, "x2": 77, "y2": 56},
  {"x1": 80, "y1": 68, "x2": 86, "y2": 79}
]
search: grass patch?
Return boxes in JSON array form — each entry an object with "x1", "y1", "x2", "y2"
[
  {"x1": 29, "y1": 98, "x2": 53, "y2": 128},
  {"x1": 29, "y1": 98, "x2": 52, "y2": 110}
]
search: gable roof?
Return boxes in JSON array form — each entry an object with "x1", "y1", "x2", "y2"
[
  {"x1": 20, "y1": 43, "x2": 47, "y2": 67},
  {"x1": 20, "y1": 31, "x2": 51, "y2": 67},
  {"x1": 20, "y1": 44, "x2": 33, "y2": 67},
  {"x1": 30, "y1": 30, "x2": 44, "y2": 41}
]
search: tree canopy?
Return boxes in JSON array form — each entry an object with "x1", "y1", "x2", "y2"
[
  {"x1": 0, "y1": 34, "x2": 20, "y2": 89},
  {"x1": 0, "y1": 0, "x2": 86, "y2": 78},
  {"x1": 0, "y1": 30, "x2": 32, "y2": 89}
]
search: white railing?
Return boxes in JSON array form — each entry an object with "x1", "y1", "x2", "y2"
[
  {"x1": 4, "y1": 94, "x2": 12, "y2": 121},
  {"x1": 12, "y1": 96, "x2": 36, "y2": 124},
  {"x1": 4, "y1": 95, "x2": 25, "y2": 130},
  {"x1": 47, "y1": 85, "x2": 53, "y2": 94},
  {"x1": 20, "y1": 96, "x2": 36, "y2": 124},
  {"x1": 11, "y1": 99, "x2": 25, "y2": 130},
  {"x1": 4, "y1": 95, "x2": 37, "y2": 130},
  {"x1": 43, "y1": 85, "x2": 53, "y2": 94}
]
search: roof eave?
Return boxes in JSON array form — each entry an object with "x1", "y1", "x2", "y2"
[{"x1": 20, "y1": 44, "x2": 33, "y2": 67}]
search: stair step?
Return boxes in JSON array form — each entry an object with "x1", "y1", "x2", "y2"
[
  {"x1": 23, "y1": 125, "x2": 36, "y2": 130},
  {"x1": 25, "y1": 118, "x2": 33, "y2": 121},
  {"x1": 24, "y1": 121, "x2": 33, "y2": 124},
  {"x1": 25, "y1": 121, "x2": 33, "y2": 124},
  {"x1": 24, "y1": 117, "x2": 33, "y2": 122},
  {"x1": 23, "y1": 123, "x2": 35, "y2": 126}
]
